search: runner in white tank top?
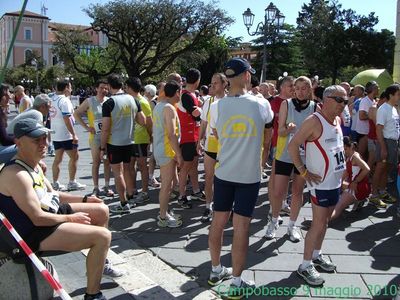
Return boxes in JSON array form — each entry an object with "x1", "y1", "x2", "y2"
[
  {"x1": 287, "y1": 85, "x2": 348, "y2": 287},
  {"x1": 305, "y1": 111, "x2": 344, "y2": 192}
]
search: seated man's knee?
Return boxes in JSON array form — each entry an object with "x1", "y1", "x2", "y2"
[
  {"x1": 99, "y1": 203, "x2": 110, "y2": 221},
  {"x1": 93, "y1": 227, "x2": 111, "y2": 246}
]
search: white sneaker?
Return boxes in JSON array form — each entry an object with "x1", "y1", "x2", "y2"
[
  {"x1": 103, "y1": 260, "x2": 124, "y2": 278},
  {"x1": 264, "y1": 221, "x2": 279, "y2": 239},
  {"x1": 287, "y1": 226, "x2": 301, "y2": 242},
  {"x1": 157, "y1": 213, "x2": 182, "y2": 228},
  {"x1": 51, "y1": 182, "x2": 65, "y2": 191},
  {"x1": 67, "y1": 181, "x2": 86, "y2": 191}
]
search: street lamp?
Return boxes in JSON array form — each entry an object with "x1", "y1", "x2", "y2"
[
  {"x1": 243, "y1": 2, "x2": 285, "y2": 81},
  {"x1": 21, "y1": 78, "x2": 33, "y2": 88},
  {"x1": 31, "y1": 58, "x2": 40, "y2": 93}
]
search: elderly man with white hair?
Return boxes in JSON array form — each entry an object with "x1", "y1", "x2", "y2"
[
  {"x1": 288, "y1": 85, "x2": 347, "y2": 286},
  {"x1": 8, "y1": 94, "x2": 52, "y2": 134},
  {"x1": 144, "y1": 84, "x2": 157, "y2": 109}
]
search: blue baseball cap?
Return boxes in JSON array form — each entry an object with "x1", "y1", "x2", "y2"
[{"x1": 224, "y1": 57, "x2": 256, "y2": 78}]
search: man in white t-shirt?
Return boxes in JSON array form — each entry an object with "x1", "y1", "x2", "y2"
[
  {"x1": 370, "y1": 84, "x2": 400, "y2": 207},
  {"x1": 355, "y1": 81, "x2": 379, "y2": 159},
  {"x1": 50, "y1": 80, "x2": 85, "y2": 191}
]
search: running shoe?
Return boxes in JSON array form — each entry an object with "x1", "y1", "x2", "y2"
[
  {"x1": 178, "y1": 196, "x2": 192, "y2": 209},
  {"x1": 264, "y1": 220, "x2": 279, "y2": 240},
  {"x1": 201, "y1": 207, "x2": 213, "y2": 222},
  {"x1": 84, "y1": 292, "x2": 107, "y2": 300},
  {"x1": 312, "y1": 254, "x2": 336, "y2": 272},
  {"x1": 227, "y1": 279, "x2": 256, "y2": 299},
  {"x1": 208, "y1": 266, "x2": 232, "y2": 286},
  {"x1": 280, "y1": 204, "x2": 291, "y2": 216},
  {"x1": 381, "y1": 191, "x2": 397, "y2": 204},
  {"x1": 191, "y1": 190, "x2": 206, "y2": 201},
  {"x1": 131, "y1": 191, "x2": 150, "y2": 204},
  {"x1": 110, "y1": 202, "x2": 131, "y2": 214},
  {"x1": 149, "y1": 178, "x2": 161, "y2": 188},
  {"x1": 103, "y1": 259, "x2": 124, "y2": 278},
  {"x1": 287, "y1": 226, "x2": 301, "y2": 242},
  {"x1": 157, "y1": 214, "x2": 182, "y2": 228},
  {"x1": 67, "y1": 181, "x2": 86, "y2": 191},
  {"x1": 297, "y1": 264, "x2": 325, "y2": 286},
  {"x1": 102, "y1": 186, "x2": 115, "y2": 197},
  {"x1": 369, "y1": 195, "x2": 387, "y2": 209},
  {"x1": 91, "y1": 187, "x2": 101, "y2": 197},
  {"x1": 51, "y1": 181, "x2": 65, "y2": 191},
  {"x1": 170, "y1": 189, "x2": 179, "y2": 200}
]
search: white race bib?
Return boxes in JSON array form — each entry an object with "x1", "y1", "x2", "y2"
[
  {"x1": 331, "y1": 146, "x2": 345, "y2": 173},
  {"x1": 94, "y1": 120, "x2": 102, "y2": 134},
  {"x1": 40, "y1": 192, "x2": 60, "y2": 213}
]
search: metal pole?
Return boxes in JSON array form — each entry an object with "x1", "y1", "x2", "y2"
[
  {"x1": 261, "y1": 24, "x2": 268, "y2": 82},
  {"x1": 0, "y1": 0, "x2": 29, "y2": 85}
]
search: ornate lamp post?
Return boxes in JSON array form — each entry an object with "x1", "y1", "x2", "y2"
[{"x1": 243, "y1": 2, "x2": 285, "y2": 81}]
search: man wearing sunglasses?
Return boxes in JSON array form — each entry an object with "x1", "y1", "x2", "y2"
[{"x1": 288, "y1": 85, "x2": 347, "y2": 286}]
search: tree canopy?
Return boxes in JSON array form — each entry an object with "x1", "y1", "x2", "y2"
[
  {"x1": 296, "y1": 0, "x2": 394, "y2": 83},
  {"x1": 84, "y1": 0, "x2": 233, "y2": 80},
  {"x1": 52, "y1": 27, "x2": 122, "y2": 82}
]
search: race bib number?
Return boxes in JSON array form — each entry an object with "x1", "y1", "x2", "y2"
[
  {"x1": 40, "y1": 192, "x2": 60, "y2": 213},
  {"x1": 332, "y1": 147, "x2": 345, "y2": 173},
  {"x1": 94, "y1": 120, "x2": 102, "y2": 134}
]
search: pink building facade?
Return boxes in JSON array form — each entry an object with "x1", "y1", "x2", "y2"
[{"x1": 0, "y1": 10, "x2": 108, "y2": 68}]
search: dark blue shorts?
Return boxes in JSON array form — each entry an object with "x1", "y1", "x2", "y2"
[
  {"x1": 310, "y1": 188, "x2": 340, "y2": 207},
  {"x1": 213, "y1": 176, "x2": 260, "y2": 218},
  {"x1": 53, "y1": 140, "x2": 78, "y2": 151}
]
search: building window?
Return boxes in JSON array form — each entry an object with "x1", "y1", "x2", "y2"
[
  {"x1": 25, "y1": 49, "x2": 33, "y2": 63},
  {"x1": 52, "y1": 55, "x2": 58, "y2": 65},
  {"x1": 24, "y1": 28, "x2": 32, "y2": 40}
]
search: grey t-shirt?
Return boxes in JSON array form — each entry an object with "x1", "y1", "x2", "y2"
[{"x1": 209, "y1": 93, "x2": 273, "y2": 184}]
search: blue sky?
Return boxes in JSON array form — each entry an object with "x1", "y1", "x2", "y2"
[{"x1": 1, "y1": 0, "x2": 396, "y2": 42}]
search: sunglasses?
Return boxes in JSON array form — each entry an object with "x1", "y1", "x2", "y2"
[{"x1": 328, "y1": 96, "x2": 348, "y2": 105}]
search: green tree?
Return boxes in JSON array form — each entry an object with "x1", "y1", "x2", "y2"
[
  {"x1": 251, "y1": 24, "x2": 307, "y2": 80},
  {"x1": 52, "y1": 27, "x2": 122, "y2": 82},
  {"x1": 85, "y1": 0, "x2": 233, "y2": 80},
  {"x1": 296, "y1": 0, "x2": 380, "y2": 83}
]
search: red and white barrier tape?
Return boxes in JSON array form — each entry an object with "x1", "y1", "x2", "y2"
[{"x1": 0, "y1": 212, "x2": 72, "y2": 300}]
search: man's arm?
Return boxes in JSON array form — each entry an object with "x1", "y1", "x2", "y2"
[
  {"x1": 288, "y1": 116, "x2": 322, "y2": 185},
  {"x1": 376, "y1": 124, "x2": 386, "y2": 161},
  {"x1": 73, "y1": 99, "x2": 94, "y2": 134},
  {"x1": 164, "y1": 105, "x2": 183, "y2": 166},
  {"x1": 181, "y1": 93, "x2": 201, "y2": 118},
  {"x1": 262, "y1": 127, "x2": 273, "y2": 167},
  {"x1": 358, "y1": 99, "x2": 369, "y2": 120},
  {"x1": 100, "y1": 117, "x2": 111, "y2": 151},
  {"x1": 3, "y1": 168, "x2": 90, "y2": 226},
  {"x1": 135, "y1": 111, "x2": 146, "y2": 126},
  {"x1": 63, "y1": 115, "x2": 78, "y2": 143},
  {"x1": 277, "y1": 100, "x2": 293, "y2": 137}
]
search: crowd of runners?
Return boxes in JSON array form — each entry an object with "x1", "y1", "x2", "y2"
[{"x1": 0, "y1": 56, "x2": 399, "y2": 299}]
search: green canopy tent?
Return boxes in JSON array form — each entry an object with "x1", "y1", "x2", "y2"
[{"x1": 350, "y1": 69, "x2": 394, "y2": 92}]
